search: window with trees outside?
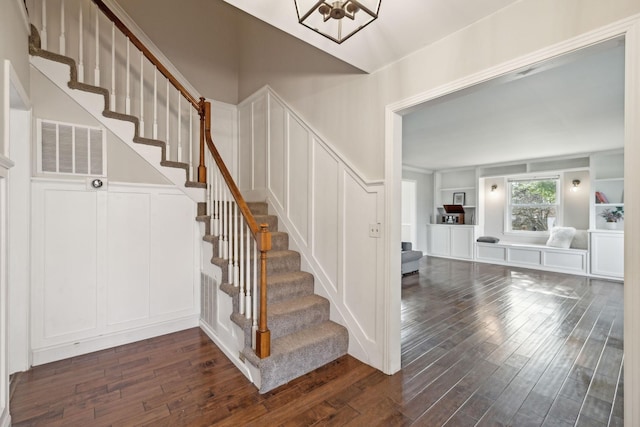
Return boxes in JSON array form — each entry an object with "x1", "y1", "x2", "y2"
[{"x1": 508, "y1": 177, "x2": 559, "y2": 232}]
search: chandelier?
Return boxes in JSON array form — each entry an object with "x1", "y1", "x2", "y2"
[{"x1": 294, "y1": 1, "x2": 381, "y2": 44}]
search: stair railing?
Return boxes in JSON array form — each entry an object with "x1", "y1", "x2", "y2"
[{"x1": 27, "y1": 0, "x2": 272, "y2": 358}]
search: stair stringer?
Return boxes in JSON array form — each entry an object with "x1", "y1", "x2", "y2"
[{"x1": 29, "y1": 53, "x2": 205, "y2": 203}]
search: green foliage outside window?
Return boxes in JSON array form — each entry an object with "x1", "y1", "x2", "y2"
[{"x1": 509, "y1": 179, "x2": 558, "y2": 231}]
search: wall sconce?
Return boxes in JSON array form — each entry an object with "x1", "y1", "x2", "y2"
[
  {"x1": 490, "y1": 184, "x2": 498, "y2": 192},
  {"x1": 571, "y1": 179, "x2": 581, "y2": 192}
]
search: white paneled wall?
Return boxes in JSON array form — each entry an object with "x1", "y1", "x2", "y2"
[
  {"x1": 31, "y1": 180, "x2": 199, "y2": 365},
  {"x1": 238, "y1": 87, "x2": 385, "y2": 369}
]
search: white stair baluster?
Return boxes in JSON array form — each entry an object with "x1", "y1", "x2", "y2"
[
  {"x1": 217, "y1": 178, "x2": 224, "y2": 259},
  {"x1": 59, "y1": 0, "x2": 65, "y2": 55},
  {"x1": 125, "y1": 39, "x2": 130, "y2": 114},
  {"x1": 78, "y1": 4, "x2": 84, "y2": 82},
  {"x1": 94, "y1": 4, "x2": 100, "y2": 86},
  {"x1": 239, "y1": 216, "x2": 244, "y2": 311},
  {"x1": 177, "y1": 95, "x2": 182, "y2": 161},
  {"x1": 229, "y1": 202, "x2": 235, "y2": 287},
  {"x1": 139, "y1": 52, "x2": 144, "y2": 136},
  {"x1": 153, "y1": 68, "x2": 158, "y2": 139},
  {"x1": 110, "y1": 22, "x2": 116, "y2": 109},
  {"x1": 252, "y1": 240, "x2": 258, "y2": 348},
  {"x1": 216, "y1": 171, "x2": 221, "y2": 237},
  {"x1": 245, "y1": 223, "x2": 252, "y2": 320},
  {"x1": 189, "y1": 107, "x2": 193, "y2": 180},
  {"x1": 41, "y1": 0, "x2": 48, "y2": 50},
  {"x1": 166, "y1": 79, "x2": 170, "y2": 159}
]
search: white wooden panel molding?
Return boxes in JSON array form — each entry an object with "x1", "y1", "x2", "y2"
[
  {"x1": 312, "y1": 140, "x2": 340, "y2": 292},
  {"x1": 238, "y1": 86, "x2": 386, "y2": 368},
  {"x1": 107, "y1": 192, "x2": 151, "y2": 325},
  {"x1": 31, "y1": 180, "x2": 199, "y2": 365},
  {"x1": 287, "y1": 115, "x2": 310, "y2": 245},
  {"x1": 268, "y1": 95, "x2": 286, "y2": 211}
]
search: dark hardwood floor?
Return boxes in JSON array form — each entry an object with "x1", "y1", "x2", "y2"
[{"x1": 10, "y1": 257, "x2": 624, "y2": 426}]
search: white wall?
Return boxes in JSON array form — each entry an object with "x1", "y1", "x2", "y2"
[
  {"x1": 0, "y1": 1, "x2": 30, "y2": 425},
  {"x1": 402, "y1": 169, "x2": 433, "y2": 253},
  {"x1": 238, "y1": 87, "x2": 386, "y2": 369},
  {"x1": 238, "y1": 0, "x2": 640, "y2": 181}
]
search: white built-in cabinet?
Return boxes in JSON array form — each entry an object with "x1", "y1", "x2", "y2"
[
  {"x1": 589, "y1": 151, "x2": 624, "y2": 279},
  {"x1": 31, "y1": 179, "x2": 199, "y2": 365},
  {"x1": 590, "y1": 231, "x2": 624, "y2": 279},
  {"x1": 427, "y1": 224, "x2": 477, "y2": 260}
]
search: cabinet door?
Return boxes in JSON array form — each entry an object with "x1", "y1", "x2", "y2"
[
  {"x1": 428, "y1": 226, "x2": 450, "y2": 257},
  {"x1": 32, "y1": 183, "x2": 100, "y2": 348},
  {"x1": 591, "y1": 233, "x2": 624, "y2": 279},
  {"x1": 451, "y1": 227, "x2": 474, "y2": 259}
]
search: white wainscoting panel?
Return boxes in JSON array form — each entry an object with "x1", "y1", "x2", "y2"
[
  {"x1": 237, "y1": 87, "x2": 385, "y2": 368},
  {"x1": 287, "y1": 116, "x2": 310, "y2": 244},
  {"x1": 252, "y1": 96, "x2": 267, "y2": 191},
  {"x1": 150, "y1": 193, "x2": 196, "y2": 317},
  {"x1": 343, "y1": 171, "x2": 379, "y2": 344},
  {"x1": 312, "y1": 140, "x2": 340, "y2": 291},
  {"x1": 31, "y1": 180, "x2": 199, "y2": 365},
  {"x1": 268, "y1": 96, "x2": 286, "y2": 211},
  {"x1": 42, "y1": 188, "x2": 99, "y2": 339},
  {"x1": 238, "y1": 102, "x2": 253, "y2": 191},
  {"x1": 107, "y1": 192, "x2": 151, "y2": 325}
]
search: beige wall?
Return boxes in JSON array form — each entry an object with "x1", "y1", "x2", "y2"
[
  {"x1": 1, "y1": 0, "x2": 31, "y2": 154},
  {"x1": 237, "y1": 0, "x2": 640, "y2": 181},
  {"x1": 30, "y1": 66, "x2": 170, "y2": 184},
  {"x1": 115, "y1": 0, "x2": 243, "y2": 104}
]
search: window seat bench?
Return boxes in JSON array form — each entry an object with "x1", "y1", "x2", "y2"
[{"x1": 475, "y1": 240, "x2": 588, "y2": 276}]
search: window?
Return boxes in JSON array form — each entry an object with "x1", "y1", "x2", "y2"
[{"x1": 508, "y1": 177, "x2": 559, "y2": 232}]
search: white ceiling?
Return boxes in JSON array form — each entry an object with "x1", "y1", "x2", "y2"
[
  {"x1": 402, "y1": 42, "x2": 625, "y2": 171},
  {"x1": 222, "y1": 0, "x2": 521, "y2": 72}
]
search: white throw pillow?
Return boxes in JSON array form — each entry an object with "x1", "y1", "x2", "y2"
[{"x1": 546, "y1": 226, "x2": 576, "y2": 249}]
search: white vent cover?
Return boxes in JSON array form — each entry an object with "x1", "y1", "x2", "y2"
[{"x1": 37, "y1": 119, "x2": 106, "y2": 176}]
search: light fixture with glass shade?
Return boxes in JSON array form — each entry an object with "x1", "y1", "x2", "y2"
[{"x1": 294, "y1": 1, "x2": 382, "y2": 44}]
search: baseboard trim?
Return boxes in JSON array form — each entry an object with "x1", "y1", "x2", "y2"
[
  {"x1": 199, "y1": 321, "x2": 254, "y2": 383},
  {"x1": 31, "y1": 316, "x2": 200, "y2": 366},
  {"x1": 0, "y1": 408, "x2": 11, "y2": 427}
]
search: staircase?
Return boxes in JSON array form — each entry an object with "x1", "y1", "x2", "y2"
[
  {"x1": 199, "y1": 202, "x2": 348, "y2": 393},
  {"x1": 27, "y1": 0, "x2": 348, "y2": 393}
]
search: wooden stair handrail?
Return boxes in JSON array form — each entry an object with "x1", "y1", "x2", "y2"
[{"x1": 203, "y1": 101, "x2": 271, "y2": 358}]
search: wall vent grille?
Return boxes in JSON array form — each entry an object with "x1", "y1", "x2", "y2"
[{"x1": 37, "y1": 119, "x2": 106, "y2": 176}]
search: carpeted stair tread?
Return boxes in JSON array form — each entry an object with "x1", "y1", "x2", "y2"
[
  {"x1": 268, "y1": 295, "x2": 329, "y2": 339},
  {"x1": 266, "y1": 250, "x2": 300, "y2": 275},
  {"x1": 247, "y1": 202, "x2": 268, "y2": 216},
  {"x1": 243, "y1": 320, "x2": 348, "y2": 393},
  {"x1": 220, "y1": 270, "x2": 313, "y2": 304},
  {"x1": 253, "y1": 214, "x2": 278, "y2": 232},
  {"x1": 267, "y1": 271, "x2": 314, "y2": 304}
]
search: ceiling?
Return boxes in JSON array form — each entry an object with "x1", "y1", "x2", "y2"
[
  {"x1": 222, "y1": 0, "x2": 521, "y2": 73},
  {"x1": 402, "y1": 42, "x2": 625, "y2": 171}
]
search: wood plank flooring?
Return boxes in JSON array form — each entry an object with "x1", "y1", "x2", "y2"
[{"x1": 10, "y1": 256, "x2": 624, "y2": 426}]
